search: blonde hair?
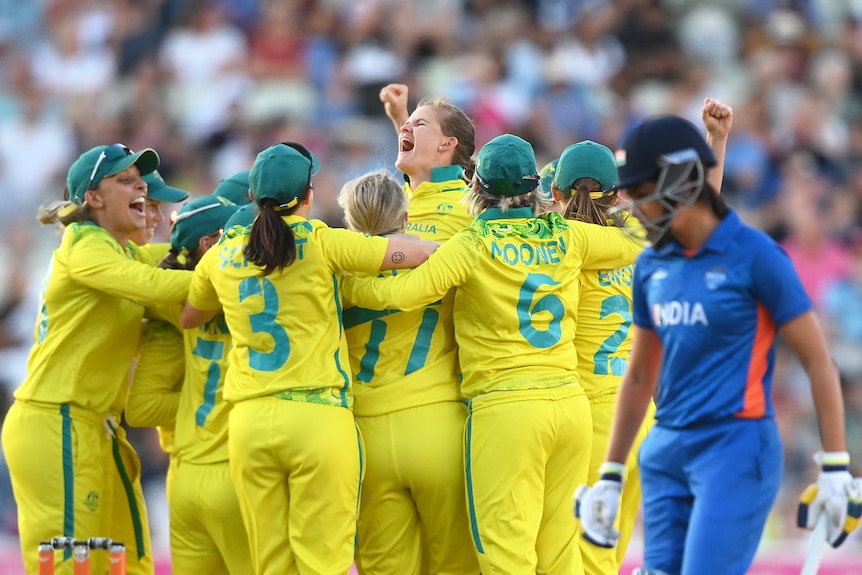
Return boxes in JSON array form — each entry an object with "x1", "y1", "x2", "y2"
[
  {"x1": 338, "y1": 171, "x2": 408, "y2": 235},
  {"x1": 465, "y1": 177, "x2": 543, "y2": 216},
  {"x1": 37, "y1": 200, "x2": 91, "y2": 226},
  {"x1": 561, "y1": 177, "x2": 625, "y2": 228}
]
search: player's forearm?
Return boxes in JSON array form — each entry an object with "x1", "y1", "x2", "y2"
[
  {"x1": 706, "y1": 132, "x2": 728, "y2": 193},
  {"x1": 605, "y1": 375, "x2": 653, "y2": 464},
  {"x1": 380, "y1": 235, "x2": 439, "y2": 270},
  {"x1": 809, "y1": 360, "x2": 847, "y2": 453},
  {"x1": 125, "y1": 390, "x2": 181, "y2": 428}
]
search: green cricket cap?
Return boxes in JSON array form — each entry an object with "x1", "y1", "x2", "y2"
[
  {"x1": 170, "y1": 194, "x2": 240, "y2": 254},
  {"x1": 213, "y1": 170, "x2": 252, "y2": 205},
  {"x1": 249, "y1": 142, "x2": 320, "y2": 208},
  {"x1": 143, "y1": 169, "x2": 189, "y2": 203},
  {"x1": 554, "y1": 140, "x2": 618, "y2": 197},
  {"x1": 66, "y1": 143, "x2": 159, "y2": 204},
  {"x1": 475, "y1": 134, "x2": 540, "y2": 197}
]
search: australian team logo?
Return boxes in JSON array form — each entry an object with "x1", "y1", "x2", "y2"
[
  {"x1": 436, "y1": 202, "x2": 454, "y2": 215},
  {"x1": 84, "y1": 491, "x2": 100, "y2": 512}
]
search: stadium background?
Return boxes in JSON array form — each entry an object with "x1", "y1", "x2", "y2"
[{"x1": 1, "y1": 0, "x2": 862, "y2": 571}]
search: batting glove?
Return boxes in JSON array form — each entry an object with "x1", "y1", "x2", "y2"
[
  {"x1": 796, "y1": 451, "x2": 862, "y2": 548},
  {"x1": 574, "y1": 461, "x2": 625, "y2": 548}
]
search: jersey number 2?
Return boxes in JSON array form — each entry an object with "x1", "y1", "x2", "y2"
[{"x1": 593, "y1": 294, "x2": 631, "y2": 376}]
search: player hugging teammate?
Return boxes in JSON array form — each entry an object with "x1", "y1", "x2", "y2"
[{"x1": 2, "y1": 90, "x2": 859, "y2": 575}]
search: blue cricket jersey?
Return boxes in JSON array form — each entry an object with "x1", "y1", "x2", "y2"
[{"x1": 632, "y1": 209, "x2": 812, "y2": 428}]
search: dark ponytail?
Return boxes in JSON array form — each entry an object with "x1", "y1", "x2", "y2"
[
  {"x1": 696, "y1": 181, "x2": 729, "y2": 219},
  {"x1": 158, "y1": 249, "x2": 190, "y2": 270},
  {"x1": 244, "y1": 199, "x2": 297, "y2": 276}
]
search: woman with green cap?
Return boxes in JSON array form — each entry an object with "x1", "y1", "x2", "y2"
[
  {"x1": 180, "y1": 142, "x2": 439, "y2": 575},
  {"x1": 107, "y1": 166, "x2": 190, "y2": 575},
  {"x1": 342, "y1": 133, "x2": 643, "y2": 575},
  {"x1": 130, "y1": 194, "x2": 256, "y2": 575},
  {"x1": 0, "y1": 143, "x2": 192, "y2": 575}
]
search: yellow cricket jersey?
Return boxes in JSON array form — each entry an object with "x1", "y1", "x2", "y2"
[
  {"x1": 576, "y1": 215, "x2": 644, "y2": 398},
  {"x1": 188, "y1": 216, "x2": 389, "y2": 406},
  {"x1": 128, "y1": 317, "x2": 185, "y2": 453},
  {"x1": 172, "y1": 311, "x2": 233, "y2": 464},
  {"x1": 16, "y1": 222, "x2": 191, "y2": 413},
  {"x1": 342, "y1": 209, "x2": 643, "y2": 399},
  {"x1": 345, "y1": 167, "x2": 472, "y2": 416},
  {"x1": 130, "y1": 242, "x2": 171, "y2": 266},
  {"x1": 404, "y1": 165, "x2": 472, "y2": 241},
  {"x1": 115, "y1": 243, "x2": 175, "y2": 422}
]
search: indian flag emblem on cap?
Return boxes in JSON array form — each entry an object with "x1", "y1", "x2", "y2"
[{"x1": 614, "y1": 149, "x2": 627, "y2": 167}]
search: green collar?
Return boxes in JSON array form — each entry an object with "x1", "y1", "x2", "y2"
[
  {"x1": 404, "y1": 164, "x2": 464, "y2": 186},
  {"x1": 478, "y1": 207, "x2": 535, "y2": 220},
  {"x1": 429, "y1": 165, "x2": 463, "y2": 182}
]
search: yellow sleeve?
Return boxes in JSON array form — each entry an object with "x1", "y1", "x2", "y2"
[
  {"x1": 132, "y1": 242, "x2": 171, "y2": 266},
  {"x1": 187, "y1": 248, "x2": 222, "y2": 311},
  {"x1": 570, "y1": 218, "x2": 645, "y2": 270},
  {"x1": 342, "y1": 231, "x2": 478, "y2": 312},
  {"x1": 126, "y1": 315, "x2": 185, "y2": 428},
  {"x1": 318, "y1": 226, "x2": 389, "y2": 273},
  {"x1": 67, "y1": 233, "x2": 191, "y2": 306}
]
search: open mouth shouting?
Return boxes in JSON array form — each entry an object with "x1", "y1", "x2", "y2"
[
  {"x1": 399, "y1": 134, "x2": 415, "y2": 154},
  {"x1": 130, "y1": 195, "x2": 146, "y2": 216}
]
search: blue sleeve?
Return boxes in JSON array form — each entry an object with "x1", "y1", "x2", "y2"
[
  {"x1": 631, "y1": 251, "x2": 652, "y2": 329},
  {"x1": 749, "y1": 236, "x2": 812, "y2": 326}
]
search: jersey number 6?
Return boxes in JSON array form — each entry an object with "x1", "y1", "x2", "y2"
[{"x1": 517, "y1": 273, "x2": 564, "y2": 348}]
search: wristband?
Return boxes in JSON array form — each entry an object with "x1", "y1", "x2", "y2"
[
  {"x1": 599, "y1": 461, "x2": 626, "y2": 482},
  {"x1": 817, "y1": 451, "x2": 850, "y2": 472}
]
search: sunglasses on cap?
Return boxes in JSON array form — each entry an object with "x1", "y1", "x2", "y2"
[
  {"x1": 477, "y1": 173, "x2": 541, "y2": 195},
  {"x1": 87, "y1": 143, "x2": 133, "y2": 191}
]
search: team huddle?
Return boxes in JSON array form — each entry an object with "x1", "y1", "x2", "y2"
[{"x1": 1, "y1": 83, "x2": 860, "y2": 575}]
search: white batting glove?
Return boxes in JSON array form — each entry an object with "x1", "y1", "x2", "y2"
[
  {"x1": 797, "y1": 451, "x2": 862, "y2": 547},
  {"x1": 574, "y1": 462, "x2": 625, "y2": 548}
]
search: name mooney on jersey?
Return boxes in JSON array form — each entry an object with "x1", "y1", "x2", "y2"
[{"x1": 491, "y1": 238, "x2": 567, "y2": 267}]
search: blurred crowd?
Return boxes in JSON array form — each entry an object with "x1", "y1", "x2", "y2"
[{"x1": 1, "y1": 0, "x2": 862, "y2": 557}]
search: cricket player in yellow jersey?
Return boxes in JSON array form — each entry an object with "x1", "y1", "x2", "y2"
[
  {"x1": 125, "y1": 174, "x2": 202, "y2": 458},
  {"x1": 158, "y1": 194, "x2": 255, "y2": 575},
  {"x1": 552, "y1": 140, "x2": 653, "y2": 575},
  {"x1": 108, "y1": 168, "x2": 189, "y2": 575},
  {"x1": 338, "y1": 171, "x2": 477, "y2": 575},
  {"x1": 179, "y1": 142, "x2": 440, "y2": 575},
  {"x1": 561, "y1": 98, "x2": 732, "y2": 574},
  {"x1": 0, "y1": 143, "x2": 192, "y2": 575},
  {"x1": 343, "y1": 134, "x2": 644, "y2": 575},
  {"x1": 335, "y1": 86, "x2": 479, "y2": 575}
]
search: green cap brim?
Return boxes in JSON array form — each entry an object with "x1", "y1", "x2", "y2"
[{"x1": 148, "y1": 184, "x2": 189, "y2": 203}]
